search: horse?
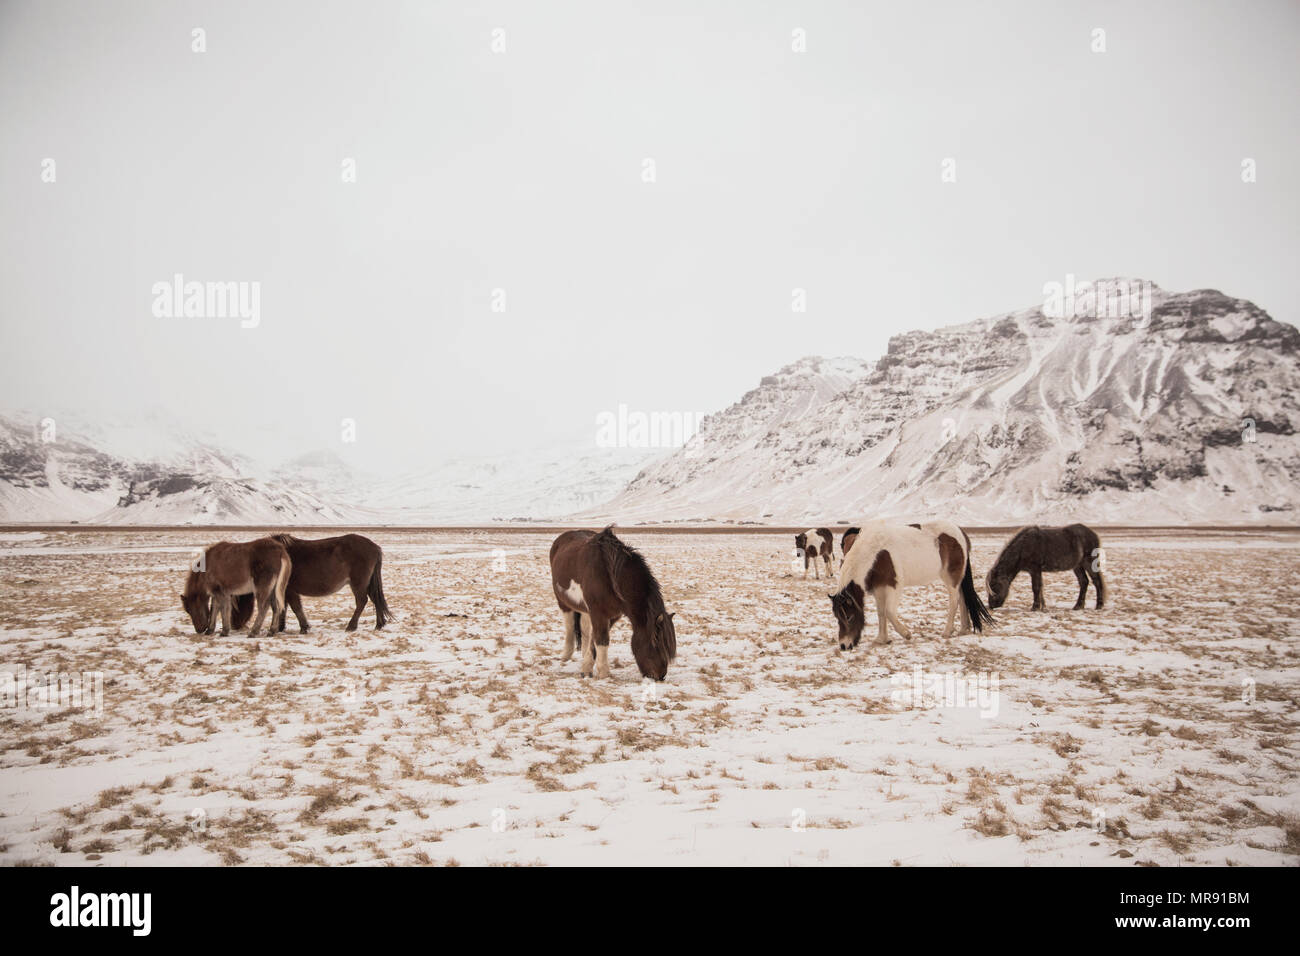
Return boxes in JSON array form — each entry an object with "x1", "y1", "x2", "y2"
[
  {"x1": 549, "y1": 526, "x2": 677, "y2": 680},
  {"x1": 230, "y1": 533, "x2": 390, "y2": 632},
  {"x1": 841, "y1": 526, "x2": 860, "y2": 557},
  {"x1": 985, "y1": 524, "x2": 1106, "y2": 610},
  {"x1": 181, "y1": 537, "x2": 291, "y2": 638},
  {"x1": 795, "y1": 528, "x2": 834, "y2": 579},
  {"x1": 829, "y1": 519, "x2": 993, "y2": 650}
]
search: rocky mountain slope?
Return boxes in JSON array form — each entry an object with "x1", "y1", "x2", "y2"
[
  {"x1": 0, "y1": 416, "x2": 659, "y2": 525},
  {"x1": 0, "y1": 417, "x2": 355, "y2": 524},
  {"x1": 589, "y1": 283, "x2": 1300, "y2": 524}
]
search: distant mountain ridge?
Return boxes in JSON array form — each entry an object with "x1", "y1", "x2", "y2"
[
  {"x1": 4, "y1": 281, "x2": 1296, "y2": 525},
  {"x1": 0, "y1": 415, "x2": 660, "y2": 524}
]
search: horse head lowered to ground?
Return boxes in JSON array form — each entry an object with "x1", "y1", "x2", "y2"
[
  {"x1": 830, "y1": 519, "x2": 993, "y2": 650},
  {"x1": 549, "y1": 526, "x2": 677, "y2": 680}
]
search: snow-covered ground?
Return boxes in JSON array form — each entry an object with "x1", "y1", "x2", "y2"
[{"x1": 0, "y1": 528, "x2": 1296, "y2": 866}]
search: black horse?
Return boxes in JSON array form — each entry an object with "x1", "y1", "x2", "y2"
[{"x1": 986, "y1": 524, "x2": 1106, "y2": 610}]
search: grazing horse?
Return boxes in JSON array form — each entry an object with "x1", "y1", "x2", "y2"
[
  {"x1": 181, "y1": 537, "x2": 291, "y2": 638},
  {"x1": 549, "y1": 526, "x2": 677, "y2": 680},
  {"x1": 986, "y1": 524, "x2": 1106, "y2": 610},
  {"x1": 830, "y1": 519, "x2": 993, "y2": 650},
  {"x1": 795, "y1": 528, "x2": 835, "y2": 579},
  {"x1": 841, "y1": 526, "x2": 860, "y2": 558},
  {"x1": 231, "y1": 533, "x2": 391, "y2": 632}
]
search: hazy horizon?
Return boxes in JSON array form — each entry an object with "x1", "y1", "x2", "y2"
[{"x1": 3, "y1": 0, "x2": 1297, "y2": 472}]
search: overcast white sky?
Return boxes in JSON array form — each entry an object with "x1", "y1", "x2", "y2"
[{"x1": 2, "y1": 0, "x2": 1297, "y2": 471}]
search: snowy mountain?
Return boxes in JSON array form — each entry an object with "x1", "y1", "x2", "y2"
[
  {"x1": 0, "y1": 416, "x2": 359, "y2": 524},
  {"x1": 0, "y1": 415, "x2": 660, "y2": 525},
  {"x1": 360, "y1": 443, "x2": 665, "y2": 523},
  {"x1": 587, "y1": 283, "x2": 1300, "y2": 524},
  {"x1": 5, "y1": 282, "x2": 1296, "y2": 526}
]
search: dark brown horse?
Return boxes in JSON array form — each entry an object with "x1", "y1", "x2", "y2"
[
  {"x1": 986, "y1": 524, "x2": 1106, "y2": 611},
  {"x1": 231, "y1": 533, "x2": 390, "y2": 632},
  {"x1": 841, "y1": 526, "x2": 860, "y2": 558},
  {"x1": 549, "y1": 526, "x2": 677, "y2": 680},
  {"x1": 181, "y1": 537, "x2": 291, "y2": 637},
  {"x1": 795, "y1": 528, "x2": 834, "y2": 579}
]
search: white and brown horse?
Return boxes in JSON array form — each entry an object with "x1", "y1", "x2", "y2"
[
  {"x1": 829, "y1": 519, "x2": 993, "y2": 649},
  {"x1": 795, "y1": 528, "x2": 835, "y2": 579},
  {"x1": 549, "y1": 526, "x2": 677, "y2": 680},
  {"x1": 181, "y1": 537, "x2": 291, "y2": 638}
]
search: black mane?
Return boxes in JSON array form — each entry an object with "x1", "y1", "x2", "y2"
[{"x1": 594, "y1": 525, "x2": 665, "y2": 620}]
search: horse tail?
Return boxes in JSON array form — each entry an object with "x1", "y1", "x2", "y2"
[
  {"x1": 231, "y1": 593, "x2": 255, "y2": 629},
  {"x1": 275, "y1": 552, "x2": 292, "y2": 609},
  {"x1": 960, "y1": 554, "x2": 994, "y2": 633},
  {"x1": 368, "y1": 551, "x2": 393, "y2": 625},
  {"x1": 1082, "y1": 525, "x2": 1106, "y2": 606}
]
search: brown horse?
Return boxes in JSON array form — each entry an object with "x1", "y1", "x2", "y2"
[
  {"x1": 181, "y1": 537, "x2": 290, "y2": 637},
  {"x1": 231, "y1": 533, "x2": 391, "y2": 632},
  {"x1": 549, "y1": 526, "x2": 677, "y2": 680},
  {"x1": 795, "y1": 528, "x2": 834, "y2": 579},
  {"x1": 986, "y1": 524, "x2": 1106, "y2": 611}
]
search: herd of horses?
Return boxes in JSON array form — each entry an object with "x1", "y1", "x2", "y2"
[{"x1": 180, "y1": 522, "x2": 1106, "y2": 682}]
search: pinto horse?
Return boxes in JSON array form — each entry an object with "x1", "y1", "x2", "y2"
[
  {"x1": 795, "y1": 528, "x2": 834, "y2": 579},
  {"x1": 830, "y1": 519, "x2": 993, "y2": 649},
  {"x1": 181, "y1": 537, "x2": 291, "y2": 638},
  {"x1": 230, "y1": 533, "x2": 391, "y2": 632},
  {"x1": 549, "y1": 526, "x2": 677, "y2": 680},
  {"x1": 986, "y1": 524, "x2": 1106, "y2": 610}
]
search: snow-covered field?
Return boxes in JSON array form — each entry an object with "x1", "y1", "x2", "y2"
[{"x1": 1, "y1": 528, "x2": 1297, "y2": 866}]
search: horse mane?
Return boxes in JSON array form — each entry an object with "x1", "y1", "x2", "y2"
[
  {"x1": 593, "y1": 526, "x2": 665, "y2": 625},
  {"x1": 270, "y1": 533, "x2": 298, "y2": 547},
  {"x1": 991, "y1": 526, "x2": 1034, "y2": 576}
]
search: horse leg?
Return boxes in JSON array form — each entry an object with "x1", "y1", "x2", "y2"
[
  {"x1": 872, "y1": 588, "x2": 891, "y2": 645},
  {"x1": 248, "y1": 583, "x2": 272, "y2": 637},
  {"x1": 345, "y1": 581, "x2": 368, "y2": 631},
  {"x1": 561, "y1": 610, "x2": 577, "y2": 662},
  {"x1": 1072, "y1": 567, "x2": 1088, "y2": 610},
  {"x1": 215, "y1": 595, "x2": 231, "y2": 637},
  {"x1": 285, "y1": 592, "x2": 308, "y2": 633},
  {"x1": 1088, "y1": 569, "x2": 1106, "y2": 609},
  {"x1": 268, "y1": 587, "x2": 285, "y2": 635},
  {"x1": 579, "y1": 614, "x2": 596, "y2": 677},
  {"x1": 593, "y1": 620, "x2": 611, "y2": 679},
  {"x1": 803, "y1": 552, "x2": 809, "y2": 578},
  {"x1": 885, "y1": 588, "x2": 912, "y2": 640},
  {"x1": 941, "y1": 585, "x2": 958, "y2": 639},
  {"x1": 1030, "y1": 569, "x2": 1045, "y2": 610},
  {"x1": 823, "y1": 552, "x2": 832, "y2": 579}
]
